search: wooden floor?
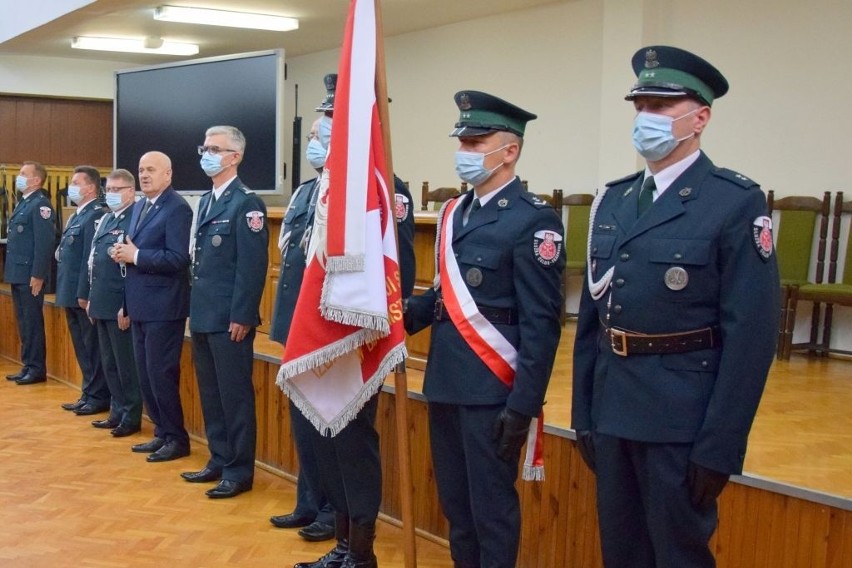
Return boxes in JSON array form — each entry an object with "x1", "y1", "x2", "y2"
[{"x1": 0, "y1": 358, "x2": 453, "y2": 568}]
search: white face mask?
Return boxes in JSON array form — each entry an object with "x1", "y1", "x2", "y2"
[
  {"x1": 454, "y1": 144, "x2": 509, "y2": 186},
  {"x1": 632, "y1": 108, "x2": 699, "y2": 161}
]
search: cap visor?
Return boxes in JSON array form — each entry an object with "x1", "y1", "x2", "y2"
[
  {"x1": 449, "y1": 125, "x2": 493, "y2": 137},
  {"x1": 625, "y1": 87, "x2": 689, "y2": 100}
]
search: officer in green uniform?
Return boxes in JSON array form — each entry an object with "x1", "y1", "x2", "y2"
[{"x1": 572, "y1": 46, "x2": 779, "y2": 567}]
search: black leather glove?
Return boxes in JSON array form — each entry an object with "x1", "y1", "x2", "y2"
[
  {"x1": 575, "y1": 430, "x2": 596, "y2": 473},
  {"x1": 686, "y1": 461, "x2": 730, "y2": 508},
  {"x1": 491, "y1": 407, "x2": 532, "y2": 462}
]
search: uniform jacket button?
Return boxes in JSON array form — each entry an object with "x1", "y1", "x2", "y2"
[
  {"x1": 674, "y1": 253, "x2": 683, "y2": 260},
  {"x1": 620, "y1": 253, "x2": 630, "y2": 261},
  {"x1": 701, "y1": 360, "x2": 709, "y2": 368},
  {"x1": 283, "y1": 283, "x2": 289, "y2": 289},
  {"x1": 615, "y1": 278, "x2": 625, "y2": 287},
  {"x1": 613, "y1": 305, "x2": 622, "y2": 314}
]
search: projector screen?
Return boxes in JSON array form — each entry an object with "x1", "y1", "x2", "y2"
[{"x1": 114, "y1": 50, "x2": 285, "y2": 194}]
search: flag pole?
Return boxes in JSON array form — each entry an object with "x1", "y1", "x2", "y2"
[{"x1": 373, "y1": 1, "x2": 417, "y2": 566}]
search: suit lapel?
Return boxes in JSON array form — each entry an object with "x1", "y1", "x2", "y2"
[{"x1": 453, "y1": 179, "x2": 521, "y2": 242}]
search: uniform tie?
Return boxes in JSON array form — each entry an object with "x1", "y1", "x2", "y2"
[
  {"x1": 464, "y1": 198, "x2": 481, "y2": 227},
  {"x1": 637, "y1": 176, "x2": 655, "y2": 217}
]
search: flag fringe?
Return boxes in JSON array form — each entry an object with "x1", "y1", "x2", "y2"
[
  {"x1": 523, "y1": 465, "x2": 545, "y2": 482},
  {"x1": 277, "y1": 331, "x2": 369, "y2": 381},
  {"x1": 277, "y1": 342, "x2": 407, "y2": 437},
  {"x1": 327, "y1": 254, "x2": 365, "y2": 273},
  {"x1": 321, "y1": 306, "x2": 391, "y2": 334}
]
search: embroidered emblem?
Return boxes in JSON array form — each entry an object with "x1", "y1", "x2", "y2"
[
  {"x1": 645, "y1": 49, "x2": 659, "y2": 68},
  {"x1": 39, "y1": 206, "x2": 52, "y2": 219},
  {"x1": 752, "y1": 216, "x2": 773, "y2": 261},
  {"x1": 395, "y1": 194, "x2": 410, "y2": 222},
  {"x1": 664, "y1": 267, "x2": 689, "y2": 291},
  {"x1": 533, "y1": 229, "x2": 563, "y2": 266},
  {"x1": 466, "y1": 267, "x2": 483, "y2": 287},
  {"x1": 211, "y1": 235, "x2": 223, "y2": 247},
  {"x1": 246, "y1": 211, "x2": 265, "y2": 232}
]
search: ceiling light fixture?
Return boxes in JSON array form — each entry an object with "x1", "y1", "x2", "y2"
[
  {"x1": 154, "y1": 5, "x2": 299, "y2": 32},
  {"x1": 71, "y1": 36, "x2": 199, "y2": 56}
]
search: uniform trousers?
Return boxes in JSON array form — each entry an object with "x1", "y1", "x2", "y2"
[
  {"x1": 11, "y1": 283, "x2": 47, "y2": 377},
  {"x1": 65, "y1": 306, "x2": 109, "y2": 406},
  {"x1": 191, "y1": 329, "x2": 257, "y2": 482},
  {"x1": 132, "y1": 319, "x2": 189, "y2": 447},
  {"x1": 291, "y1": 399, "x2": 334, "y2": 524},
  {"x1": 593, "y1": 433, "x2": 717, "y2": 568},
  {"x1": 95, "y1": 319, "x2": 142, "y2": 427},
  {"x1": 308, "y1": 394, "x2": 381, "y2": 525}
]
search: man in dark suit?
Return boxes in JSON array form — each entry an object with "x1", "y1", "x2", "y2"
[
  {"x1": 112, "y1": 151, "x2": 192, "y2": 463},
  {"x1": 180, "y1": 126, "x2": 268, "y2": 499},
  {"x1": 404, "y1": 91, "x2": 564, "y2": 568},
  {"x1": 4, "y1": 161, "x2": 55, "y2": 385},
  {"x1": 572, "y1": 46, "x2": 779, "y2": 567},
  {"x1": 87, "y1": 169, "x2": 142, "y2": 437},
  {"x1": 56, "y1": 165, "x2": 110, "y2": 416}
]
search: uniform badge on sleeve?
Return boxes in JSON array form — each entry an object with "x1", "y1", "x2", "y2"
[
  {"x1": 246, "y1": 211, "x2": 265, "y2": 233},
  {"x1": 39, "y1": 206, "x2": 52, "y2": 220},
  {"x1": 752, "y1": 216, "x2": 774, "y2": 261},
  {"x1": 533, "y1": 229, "x2": 563, "y2": 266},
  {"x1": 394, "y1": 194, "x2": 410, "y2": 222}
]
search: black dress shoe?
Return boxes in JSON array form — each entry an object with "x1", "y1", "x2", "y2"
[
  {"x1": 61, "y1": 399, "x2": 86, "y2": 411},
  {"x1": 180, "y1": 467, "x2": 221, "y2": 483},
  {"x1": 131, "y1": 438, "x2": 165, "y2": 453},
  {"x1": 146, "y1": 441, "x2": 190, "y2": 463},
  {"x1": 74, "y1": 403, "x2": 109, "y2": 416},
  {"x1": 298, "y1": 520, "x2": 335, "y2": 542},
  {"x1": 15, "y1": 374, "x2": 46, "y2": 385},
  {"x1": 6, "y1": 370, "x2": 26, "y2": 381},
  {"x1": 111, "y1": 423, "x2": 141, "y2": 437},
  {"x1": 92, "y1": 417, "x2": 121, "y2": 429},
  {"x1": 269, "y1": 512, "x2": 314, "y2": 529},
  {"x1": 205, "y1": 479, "x2": 252, "y2": 499}
]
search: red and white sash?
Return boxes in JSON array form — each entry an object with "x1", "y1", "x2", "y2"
[{"x1": 435, "y1": 198, "x2": 545, "y2": 481}]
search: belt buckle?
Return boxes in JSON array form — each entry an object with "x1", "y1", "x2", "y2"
[{"x1": 610, "y1": 328, "x2": 628, "y2": 357}]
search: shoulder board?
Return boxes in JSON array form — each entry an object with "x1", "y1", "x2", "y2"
[
  {"x1": 711, "y1": 168, "x2": 759, "y2": 189},
  {"x1": 238, "y1": 185, "x2": 254, "y2": 194},
  {"x1": 605, "y1": 171, "x2": 642, "y2": 187},
  {"x1": 520, "y1": 192, "x2": 551, "y2": 209}
]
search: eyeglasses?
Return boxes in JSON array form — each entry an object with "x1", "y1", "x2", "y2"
[
  {"x1": 306, "y1": 133, "x2": 318, "y2": 142},
  {"x1": 105, "y1": 185, "x2": 133, "y2": 192},
  {"x1": 197, "y1": 145, "x2": 238, "y2": 156}
]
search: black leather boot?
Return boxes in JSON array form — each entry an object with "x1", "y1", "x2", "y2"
[
  {"x1": 293, "y1": 513, "x2": 350, "y2": 568},
  {"x1": 341, "y1": 521, "x2": 377, "y2": 568}
]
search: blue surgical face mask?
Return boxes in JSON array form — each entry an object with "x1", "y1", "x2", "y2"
[
  {"x1": 306, "y1": 138, "x2": 328, "y2": 169},
  {"x1": 15, "y1": 175, "x2": 28, "y2": 192},
  {"x1": 454, "y1": 144, "x2": 509, "y2": 186},
  {"x1": 632, "y1": 108, "x2": 699, "y2": 161},
  {"x1": 200, "y1": 152, "x2": 225, "y2": 177},
  {"x1": 67, "y1": 184, "x2": 83, "y2": 204},
  {"x1": 105, "y1": 192, "x2": 124, "y2": 211},
  {"x1": 318, "y1": 116, "x2": 333, "y2": 148}
]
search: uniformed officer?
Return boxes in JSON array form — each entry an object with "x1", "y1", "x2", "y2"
[
  {"x1": 56, "y1": 165, "x2": 110, "y2": 416},
  {"x1": 571, "y1": 46, "x2": 780, "y2": 568},
  {"x1": 180, "y1": 126, "x2": 268, "y2": 499},
  {"x1": 87, "y1": 169, "x2": 143, "y2": 437},
  {"x1": 405, "y1": 91, "x2": 565, "y2": 568},
  {"x1": 4, "y1": 161, "x2": 55, "y2": 385}
]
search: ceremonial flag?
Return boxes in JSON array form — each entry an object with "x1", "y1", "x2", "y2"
[{"x1": 276, "y1": 0, "x2": 407, "y2": 436}]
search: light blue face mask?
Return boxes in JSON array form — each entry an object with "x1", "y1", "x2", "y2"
[
  {"x1": 15, "y1": 175, "x2": 28, "y2": 192},
  {"x1": 632, "y1": 109, "x2": 698, "y2": 161},
  {"x1": 306, "y1": 138, "x2": 328, "y2": 169},
  {"x1": 67, "y1": 184, "x2": 83, "y2": 204},
  {"x1": 105, "y1": 192, "x2": 124, "y2": 211},
  {"x1": 318, "y1": 116, "x2": 333, "y2": 148},
  {"x1": 454, "y1": 144, "x2": 509, "y2": 186},
  {"x1": 200, "y1": 152, "x2": 225, "y2": 177}
]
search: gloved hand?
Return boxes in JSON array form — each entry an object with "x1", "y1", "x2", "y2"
[
  {"x1": 491, "y1": 407, "x2": 532, "y2": 462},
  {"x1": 686, "y1": 461, "x2": 730, "y2": 508},
  {"x1": 575, "y1": 430, "x2": 596, "y2": 473}
]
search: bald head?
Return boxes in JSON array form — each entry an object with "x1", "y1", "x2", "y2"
[{"x1": 138, "y1": 151, "x2": 173, "y2": 198}]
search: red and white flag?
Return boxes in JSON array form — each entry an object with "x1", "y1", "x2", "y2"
[{"x1": 276, "y1": 0, "x2": 406, "y2": 436}]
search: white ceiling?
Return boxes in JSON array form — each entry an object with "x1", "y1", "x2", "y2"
[{"x1": 0, "y1": 0, "x2": 563, "y2": 65}]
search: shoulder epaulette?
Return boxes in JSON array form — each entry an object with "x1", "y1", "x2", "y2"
[
  {"x1": 520, "y1": 191, "x2": 551, "y2": 209},
  {"x1": 711, "y1": 168, "x2": 759, "y2": 189},
  {"x1": 605, "y1": 171, "x2": 642, "y2": 187}
]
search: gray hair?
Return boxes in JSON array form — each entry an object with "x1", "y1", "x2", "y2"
[{"x1": 205, "y1": 125, "x2": 246, "y2": 153}]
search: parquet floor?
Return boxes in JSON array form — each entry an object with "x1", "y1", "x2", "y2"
[{"x1": 0, "y1": 358, "x2": 453, "y2": 568}]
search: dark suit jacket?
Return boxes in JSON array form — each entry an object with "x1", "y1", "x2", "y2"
[
  {"x1": 189, "y1": 178, "x2": 268, "y2": 332},
  {"x1": 3, "y1": 189, "x2": 55, "y2": 285},
  {"x1": 55, "y1": 199, "x2": 107, "y2": 307},
  {"x1": 124, "y1": 187, "x2": 192, "y2": 322},
  {"x1": 571, "y1": 151, "x2": 780, "y2": 474},
  {"x1": 88, "y1": 207, "x2": 132, "y2": 320}
]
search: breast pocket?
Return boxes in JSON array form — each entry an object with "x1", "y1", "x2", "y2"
[
  {"x1": 458, "y1": 245, "x2": 502, "y2": 270},
  {"x1": 589, "y1": 232, "x2": 616, "y2": 278},
  {"x1": 205, "y1": 224, "x2": 231, "y2": 253},
  {"x1": 648, "y1": 238, "x2": 715, "y2": 302}
]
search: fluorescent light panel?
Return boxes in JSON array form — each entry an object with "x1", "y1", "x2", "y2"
[
  {"x1": 71, "y1": 36, "x2": 199, "y2": 56},
  {"x1": 154, "y1": 5, "x2": 299, "y2": 32}
]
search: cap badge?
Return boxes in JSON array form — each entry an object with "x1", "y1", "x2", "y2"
[
  {"x1": 459, "y1": 93, "x2": 472, "y2": 111},
  {"x1": 644, "y1": 49, "x2": 660, "y2": 69}
]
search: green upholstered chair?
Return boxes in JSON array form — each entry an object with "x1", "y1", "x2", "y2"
[
  {"x1": 768, "y1": 190, "x2": 831, "y2": 360},
  {"x1": 420, "y1": 181, "x2": 466, "y2": 211},
  {"x1": 784, "y1": 192, "x2": 852, "y2": 359},
  {"x1": 562, "y1": 193, "x2": 594, "y2": 323}
]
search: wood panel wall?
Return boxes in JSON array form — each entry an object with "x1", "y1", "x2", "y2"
[{"x1": 1, "y1": 290, "x2": 851, "y2": 567}]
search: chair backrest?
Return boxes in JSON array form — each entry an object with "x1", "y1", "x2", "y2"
[
  {"x1": 563, "y1": 193, "x2": 595, "y2": 267},
  {"x1": 534, "y1": 189, "x2": 564, "y2": 212},
  {"x1": 421, "y1": 181, "x2": 461, "y2": 211},
  {"x1": 767, "y1": 190, "x2": 831, "y2": 284},
  {"x1": 826, "y1": 192, "x2": 852, "y2": 286}
]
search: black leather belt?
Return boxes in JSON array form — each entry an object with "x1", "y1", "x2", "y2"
[
  {"x1": 602, "y1": 324, "x2": 721, "y2": 356},
  {"x1": 434, "y1": 298, "x2": 518, "y2": 325}
]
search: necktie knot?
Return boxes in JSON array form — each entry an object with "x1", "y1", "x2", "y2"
[{"x1": 637, "y1": 176, "x2": 655, "y2": 217}]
